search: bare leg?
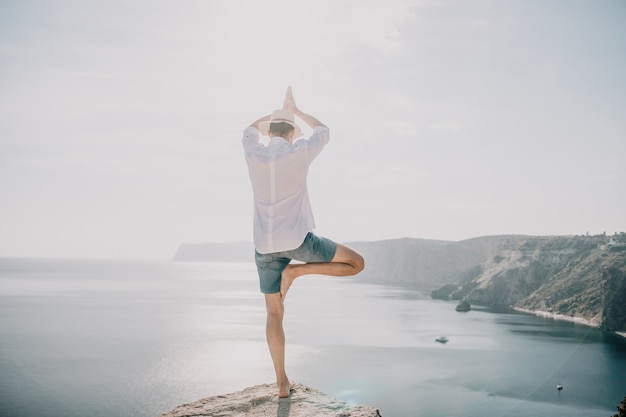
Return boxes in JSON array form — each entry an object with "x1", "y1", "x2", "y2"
[
  {"x1": 280, "y1": 243, "x2": 364, "y2": 300},
  {"x1": 264, "y1": 293, "x2": 292, "y2": 398}
]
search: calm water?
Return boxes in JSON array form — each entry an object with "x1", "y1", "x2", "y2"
[{"x1": 0, "y1": 258, "x2": 624, "y2": 417}]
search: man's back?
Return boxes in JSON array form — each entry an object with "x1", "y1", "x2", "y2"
[{"x1": 243, "y1": 125, "x2": 330, "y2": 254}]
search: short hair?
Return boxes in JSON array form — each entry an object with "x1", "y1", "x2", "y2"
[{"x1": 269, "y1": 122, "x2": 294, "y2": 138}]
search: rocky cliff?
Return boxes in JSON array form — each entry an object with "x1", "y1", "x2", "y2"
[
  {"x1": 157, "y1": 383, "x2": 381, "y2": 417},
  {"x1": 432, "y1": 234, "x2": 626, "y2": 332},
  {"x1": 347, "y1": 236, "x2": 523, "y2": 285}
]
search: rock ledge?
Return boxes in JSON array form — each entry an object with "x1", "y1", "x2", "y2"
[{"x1": 158, "y1": 383, "x2": 382, "y2": 417}]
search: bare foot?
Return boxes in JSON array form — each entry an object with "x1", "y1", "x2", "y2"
[
  {"x1": 280, "y1": 265, "x2": 297, "y2": 300},
  {"x1": 278, "y1": 379, "x2": 294, "y2": 398}
]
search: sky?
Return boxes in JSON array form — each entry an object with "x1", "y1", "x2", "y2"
[{"x1": 1, "y1": 0, "x2": 625, "y2": 260}]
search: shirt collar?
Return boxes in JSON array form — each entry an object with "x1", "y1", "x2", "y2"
[{"x1": 269, "y1": 136, "x2": 290, "y2": 146}]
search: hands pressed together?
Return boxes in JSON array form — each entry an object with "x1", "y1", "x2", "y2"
[
  {"x1": 249, "y1": 86, "x2": 325, "y2": 130},
  {"x1": 282, "y1": 86, "x2": 297, "y2": 113},
  {"x1": 282, "y1": 86, "x2": 325, "y2": 129}
]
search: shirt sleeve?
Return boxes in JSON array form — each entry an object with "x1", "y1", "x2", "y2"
[
  {"x1": 242, "y1": 126, "x2": 262, "y2": 153},
  {"x1": 297, "y1": 125, "x2": 330, "y2": 163}
]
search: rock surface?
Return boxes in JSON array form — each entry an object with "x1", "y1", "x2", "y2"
[
  {"x1": 455, "y1": 299, "x2": 471, "y2": 312},
  {"x1": 157, "y1": 383, "x2": 382, "y2": 417}
]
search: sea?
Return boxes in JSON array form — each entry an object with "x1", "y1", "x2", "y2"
[{"x1": 0, "y1": 258, "x2": 624, "y2": 417}]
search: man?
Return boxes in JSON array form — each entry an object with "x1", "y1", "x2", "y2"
[{"x1": 242, "y1": 86, "x2": 364, "y2": 398}]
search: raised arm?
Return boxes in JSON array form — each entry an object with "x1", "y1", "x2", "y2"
[
  {"x1": 283, "y1": 86, "x2": 326, "y2": 129},
  {"x1": 249, "y1": 114, "x2": 271, "y2": 130}
]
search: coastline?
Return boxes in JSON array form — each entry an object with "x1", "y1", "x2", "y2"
[
  {"x1": 513, "y1": 307, "x2": 599, "y2": 328},
  {"x1": 513, "y1": 307, "x2": 626, "y2": 341}
]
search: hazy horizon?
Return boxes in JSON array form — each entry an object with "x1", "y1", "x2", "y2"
[{"x1": 2, "y1": 0, "x2": 625, "y2": 260}]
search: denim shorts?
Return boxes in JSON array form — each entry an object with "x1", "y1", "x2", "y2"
[{"x1": 255, "y1": 232, "x2": 337, "y2": 294}]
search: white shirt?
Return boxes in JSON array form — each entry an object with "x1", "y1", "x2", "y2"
[{"x1": 242, "y1": 125, "x2": 330, "y2": 254}]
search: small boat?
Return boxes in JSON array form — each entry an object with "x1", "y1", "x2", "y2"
[
  {"x1": 556, "y1": 374, "x2": 563, "y2": 390},
  {"x1": 435, "y1": 336, "x2": 449, "y2": 344}
]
